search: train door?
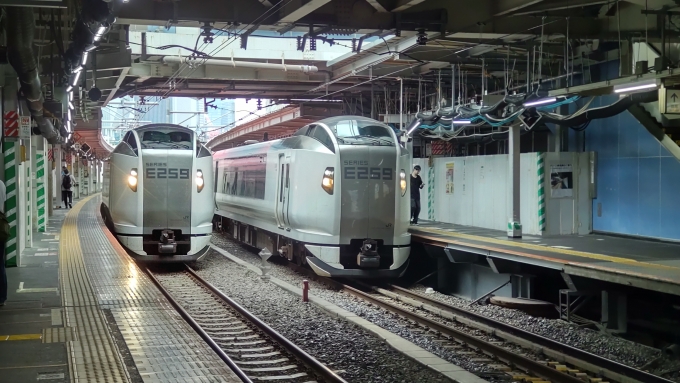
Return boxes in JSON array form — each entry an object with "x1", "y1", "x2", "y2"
[{"x1": 275, "y1": 154, "x2": 291, "y2": 229}]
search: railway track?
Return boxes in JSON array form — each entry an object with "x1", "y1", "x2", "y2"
[
  {"x1": 145, "y1": 264, "x2": 348, "y2": 383},
  {"x1": 373, "y1": 284, "x2": 672, "y2": 383},
  {"x1": 282, "y1": 263, "x2": 670, "y2": 383}
]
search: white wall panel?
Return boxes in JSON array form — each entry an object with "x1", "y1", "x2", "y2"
[{"x1": 412, "y1": 153, "x2": 542, "y2": 234}]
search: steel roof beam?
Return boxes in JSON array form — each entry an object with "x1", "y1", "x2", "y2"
[
  {"x1": 277, "y1": 0, "x2": 332, "y2": 25},
  {"x1": 392, "y1": 0, "x2": 427, "y2": 12},
  {"x1": 510, "y1": 0, "x2": 608, "y2": 16},
  {"x1": 493, "y1": 0, "x2": 544, "y2": 16},
  {"x1": 328, "y1": 34, "x2": 432, "y2": 79}
]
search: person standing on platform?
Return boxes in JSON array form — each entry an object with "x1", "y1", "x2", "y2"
[
  {"x1": 0, "y1": 178, "x2": 6, "y2": 306},
  {"x1": 61, "y1": 169, "x2": 76, "y2": 209},
  {"x1": 410, "y1": 165, "x2": 424, "y2": 225},
  {"x1": 61, "y1": 165, "x2": 67, "y2": 177}
]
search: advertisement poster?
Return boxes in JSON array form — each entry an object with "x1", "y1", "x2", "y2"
[
  {"x1": 550, "y1": 163, "x2": 573, "y2": 198},
  {"x1": 445, "y1": 163, "x2": 454, "y2": 194}
]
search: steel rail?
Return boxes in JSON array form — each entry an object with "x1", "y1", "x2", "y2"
[
  {"x1": 184, "y1": 266, "x2": 348, "y2": 383},
  {"x1": 144, "y1": 268, "x2": 253, "y2": 383},
  {"x1": 338, "y1": 282, "x2": 586, "y2": 383},
  {"x1": 384, "y1": 285, "x2": 671, "y2": 383}
]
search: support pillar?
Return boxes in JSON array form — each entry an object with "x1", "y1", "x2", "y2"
[
  {"x1": 507, "y1": 124, "x2": 522, "y2": 238},
  {"x1": 74, "y1": 155, "x2": 80, "y2": 200},
  {"x1": 24, "y1": 140, "x2": 32, "y2": 248},
  {"x1": 36, "y1": 138, "x2": 47, "y2": 232},
  {"x1": 47, "y1": 148, "x2": 53, "y2": 217},
  {"x1": 3, "y1": 142, "x2": 18, "y2": 267},
  {"x1": 53, "y1": 146, "x2": 61, "y2": 209},
  {"x1": 602, "y1": 291, "x2": 627, "y2": 333}
]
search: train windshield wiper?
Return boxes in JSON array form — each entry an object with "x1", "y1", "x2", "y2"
[
  {"x1": 343, "y1": 135, "x2": 393, "y2": 145},
  {"x1": 144, "y1": 140, "x2": 183, "y2": 149}
]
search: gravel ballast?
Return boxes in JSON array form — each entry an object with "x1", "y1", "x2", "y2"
[
  {"x1": 210, "y1": 232, "x2": 679, "y2": 382},
  {"x1": 194, "y1": 249, "x2": 451, "y2": 383}
]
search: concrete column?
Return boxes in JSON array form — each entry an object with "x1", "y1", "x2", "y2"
[
  {"x1": 73, "y1": 155, "x2": 80, "y2": 200},
  {"x1": 2, "y1": 76, "x2": 21, "y2": 266},
  {"x1": 54, "y1": 146, "x2": 62, "y2": 209},
  {"x1": 35, "y1": 137, "x2": 47, "y2": 232},
  {"x1": 507, "y1": 124, "x2": 522, "y2": 238},
  {"x1": 602, "y1": 291, "x2": 627, "y2": 333},
  {"x1": 47, "y1": 146, "x2": 53, "y2": 218},
  {"x1": 3, "y1": 141, "x2": 20, "y2": 267},
  {"x1": 24, "y1": 140, "x2": 32, "y2": 248}
]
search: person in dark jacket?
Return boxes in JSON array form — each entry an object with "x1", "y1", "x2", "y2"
[
  {"x1": 61, "y1": 170, "x2": 76, "y2": 209},
  {"x1": 410, "y1": 165, "x2": 424, "y2": 225}
]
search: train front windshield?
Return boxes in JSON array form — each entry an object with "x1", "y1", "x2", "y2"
[
  {"x1": 140, "y1": 130, "x2": 193, "y2": 149},
  {"x1": 324, "y1": 117, "x2": 395, "y2": 146}
]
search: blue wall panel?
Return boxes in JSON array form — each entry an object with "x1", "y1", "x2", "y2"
[{"x1": 586, "y1": 60, "x2": 680, "y2": 241}]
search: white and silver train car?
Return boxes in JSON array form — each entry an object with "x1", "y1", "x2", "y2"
[
  {"x1": 101, "y1": 124, "x2": 215, "y2": 262},
  {"x1": 213, "y1": 116, "x2": 411, "y2": 278}
]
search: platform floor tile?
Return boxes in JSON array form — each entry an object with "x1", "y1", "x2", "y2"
[{"x1": 61, "y1": 195, "x2": 241, "y2": 383}]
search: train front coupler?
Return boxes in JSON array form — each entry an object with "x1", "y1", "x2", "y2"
[
  {"x1": 357, "y1": 239, "x2": 380, "y2": 268},
  {"x1": 158, "y1": 229, "x2": 178, "y2": 254}
]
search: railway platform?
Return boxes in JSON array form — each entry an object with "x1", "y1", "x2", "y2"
[
  {"x1": 0, "y1": 195, "x2": 242, "y2": 383},
  {"x1": 409, "y1": 221, "x2": 680, "y2": 297}
]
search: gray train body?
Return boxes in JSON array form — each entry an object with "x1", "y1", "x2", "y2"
[
  {"x1": 101, "y1": 124, "x2": 214, "y2": 261},
  {"x1": 213, "y1": 116, "x2": 411, "y2": 278}
]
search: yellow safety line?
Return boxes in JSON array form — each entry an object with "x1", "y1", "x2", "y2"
[
  {"x1": 414, "y1": 227, "x2": 680, "y2": 271},
  {"x1": 0, "y1": 334, "x2": 42, "y2": 341}
]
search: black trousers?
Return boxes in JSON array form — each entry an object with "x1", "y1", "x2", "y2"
[
  {"x1": 410, "y1": 197, "x2": 421, "y2": 223},
  {"x1": 62, "y1": 190, "x2": 73, "y2": 207}
]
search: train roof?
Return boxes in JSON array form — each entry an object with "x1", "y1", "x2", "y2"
[{"x1": 132, "y1": 124, "x2": 195, "y2": 134}]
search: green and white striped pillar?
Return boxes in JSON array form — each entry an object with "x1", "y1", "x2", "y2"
[
  {"x1": 26, "y1": 158, "x2": 31, "y2": 248},
  {"x1": 537, "y1": 152, "x2": 546, "y2": 232},
  {"x1": 428, "y1": 163, "x2": 435, "y2": 220},
  {"x1": 36, "y1": 151, "x2": 46, "y2": 232},
  {"x1": 3, "y1": 142, "x2": 18, "y2": 267}
]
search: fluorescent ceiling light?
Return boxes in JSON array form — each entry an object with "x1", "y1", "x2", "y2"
[
  {"x1": 72, "y1": 71, "x2": 81, "y2": 87},
  {"x1": 67, "y1": 108, "x2": 72, "y2": 121},
  {"x1": 614, "y1": 82, "x2": 657, "y2": 94},
  {"x1": 73, "y1": 66, "x2": 83, "y2": 73},
  {"x1": 69, "y1": 92, "x2": 74, "y2": 102},
  {"x1": 82, "y1": 51, "x2": 89, "y2": 66},
  {"x1": 452, "y1": 119, "x2": 471, "y2": 125},
  {"x1": 66, "y1": 86, "x2": 73, "y2": 93},
  {"x1": 407, "y1": 121, "x2": 421, "y2": 135},
  {"x1": 524, "y1": 97, "x2": 557, "y2": 107},
  {"x1": 84, "y1": 44, "x2": 97, "y2": 52},
  {"x1": 69, "y1": 102, "x2": 75, "y2": 110},
  {"x1": 94, "y1": 26, "x2": 106, "y2": 42}
]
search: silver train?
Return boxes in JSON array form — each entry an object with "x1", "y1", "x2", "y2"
[
  {"x1": 213, "y1": 116, "x2": 411, "y2": 278},
  {"x1": 101, "y1": 124, "x2": 215, "y2": 261}
]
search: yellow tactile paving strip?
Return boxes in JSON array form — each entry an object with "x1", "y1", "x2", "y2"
[
  {"x1": 59, "y1": 195, "x2": 129, "y2": 383},
  {"x1": 0, "y1": 334, "x2": 42, "y2": 341},
  {"x1": 412, "y1": 226, "x2": 680, "y2": 271}
]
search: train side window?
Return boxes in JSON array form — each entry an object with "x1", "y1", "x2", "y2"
[
  {"x1": 279, "y1": 164, "x2": 285, "y2": 202},
  {"x1": 214, "y1": 161, "x2": 219, "y2": 193},
  {"x1": 285, "y1": 164, "x2": 290, "y2": 188}
]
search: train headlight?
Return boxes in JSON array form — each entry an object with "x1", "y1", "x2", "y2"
[
  {"x1": 321, "y1": 167, "x2": 334, "y2": 195},
  {"x1": 128, "y1": 168, "x2": 138, "y2": 192},
  {"x1": 196, "y1": 169, "x2": 204, "y2": 192},
  {"x1": 400, "y1": 169, "x2": 407, "y2": 196}
]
